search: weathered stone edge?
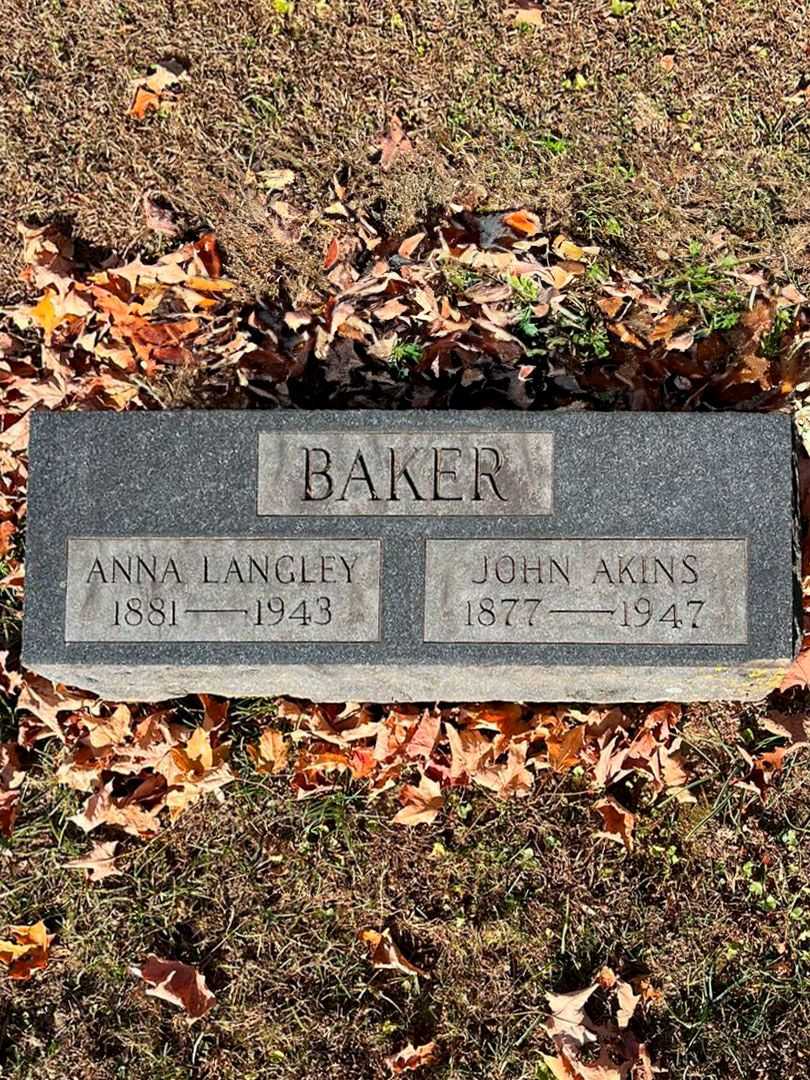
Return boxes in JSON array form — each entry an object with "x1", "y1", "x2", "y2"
[{"x1": 29, "y1": 660, "x2": 792, "y2": 705}]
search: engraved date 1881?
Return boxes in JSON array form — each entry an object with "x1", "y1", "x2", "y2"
[{"x1": 112, "y1": 594, "x2": 333, "y2": 629}]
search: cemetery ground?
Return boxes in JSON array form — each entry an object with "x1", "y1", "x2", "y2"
[{"x1": 2, "y1": 1, "x2": 810, "y2": 1078}]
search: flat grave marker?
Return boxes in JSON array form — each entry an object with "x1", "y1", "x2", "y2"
[{"x1": 23, "y1": 410, "x2": 798, "y2": 702}]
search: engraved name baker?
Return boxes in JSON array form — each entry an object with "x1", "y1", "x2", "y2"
[{"x1": 257, "y1": 431, "x2": 553, "y2": 516}]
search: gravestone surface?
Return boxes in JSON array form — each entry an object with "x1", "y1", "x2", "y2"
[{"x1": 23, "y1": 410, "x2": 799, "y2": 703}]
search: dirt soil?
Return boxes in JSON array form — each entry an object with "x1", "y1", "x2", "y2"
[{"x1": 0, "y1": 0, "x2": 809, "y2": 303}]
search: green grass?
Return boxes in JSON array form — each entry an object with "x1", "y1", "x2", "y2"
[{"x1": 2, "y1": 694, "x2": 809, "y2": 1078}]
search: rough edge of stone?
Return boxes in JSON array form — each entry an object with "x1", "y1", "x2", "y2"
[
  {"x1": 792, "y1": 422, "x2": 804, "y2": 656},
  {"x1": 31, "y1": 660, "x2": 791, "y2": 705}
]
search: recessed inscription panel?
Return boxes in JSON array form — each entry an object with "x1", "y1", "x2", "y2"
[
  {"x1": 257, "y1": 431, "x2": 553, "y2": 516},
  {"x1": 65, "y1": 538, "x2": 381, "y2": 643},
  {"x1": 424, "y1": 539, "x2": 748, "y2": 645}
]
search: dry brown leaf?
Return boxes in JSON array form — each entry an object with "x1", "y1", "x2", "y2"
[
  {"x1": 761, "y1": 711, "x2": 809, "y2": 747},
  {"x1": 392, "y1": 775, "x2": 443, "y2": 826},
  {"x1": 779, "y1": 637, "x2": 810, "y2": 692},
  {"x1": 357, "y1": 928, "x2": 427, "y2": 978},
  {"x1": 130, "y1": 955, "x2": 215, "y2": 1019},
  {"x1": 0, "y1": 921, "x2": 54, "y2": 981},
  {"x1": 545, "y1": 983, "x2": 598, "y2": 1048},
  {"x1": 503, "y1": 209, "x2": 541, "y2": 236},
  {"x1": 380, "y1": 115, "x2": 414, "y2": 170},
  {"x1": 0, "y1": 790, "x2": 20, "y2": 838},
  {"x1": 16, "y1": 674, "x2": 96, "y2": 745},
  {"x1": 594, "y1": 796, "x2": 635, "y2": 851},
  {"x1": 85, "y1": 704, "x2": 132, "y2": 749},
  {"x1": 128, "y1": 59, "x2": 189, "y2": 119},
  {"x1": 385, "y1": 1041, "x2": 438, "y2": 1073},
  {"x1": 615, "y1": 979, "x2": 640, "y2": 1028},
  {"x1": 64, "y1": 840, "x2": 122, "y2": 883},
  {"x1": 507, "y1": 3, "x2": 544, "y2": 27},
  {"x1": 247, "y1": 727, "x2": 289, "y2": 774},
  {"x1": 261, "y1": 168, "x2": 296, "y2": 193},
  {"x1": 547, "y1": 722, "x2": 586, "y2": 773},
  {"x1": 142, "y1": 192, "x2": 181, "y2": 236}
]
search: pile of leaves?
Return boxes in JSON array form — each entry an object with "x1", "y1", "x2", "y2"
[
  {"x1": 3, "y1": 204, "x2": 809, "y2": 610},
  {"x1": 267, "y1": 699, "x2": 694, "y2": 848},
  {"x1": 13, "y1": 680, "x2": 233, "y2": 839}
]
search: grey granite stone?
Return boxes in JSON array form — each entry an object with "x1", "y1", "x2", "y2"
[{"x1": 22, "y1": 410, "x2": 799, "y2": 702}]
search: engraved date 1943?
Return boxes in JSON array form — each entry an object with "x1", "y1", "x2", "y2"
[{"x1": 112, "y1": 595, "x2": 334, "y2": 629}]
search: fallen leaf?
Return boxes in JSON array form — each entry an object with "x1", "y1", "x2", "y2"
[
  {"x1": 507, "y1": 2, "x2": 543, "y2": 27},
  {"x1": 392, "y1": 775, "x2": 443, "y2": 826},
  {"x1": 358, "y1": 928, "x2": 427, "y2": 977},
  {"x1": 380, "y1": 115, "x2": 413, "y2": 170},
  {"x1": 64, "y1": 840, "x2": 122, "y2": 883},
  {"x1": 16, "y1": 674, "x2": 96, "y2": 745},
  {"x1": 503, "y1": 209, "x2": 541, "y2": 236},
  {"x1": 130, "y1": 955, "x2": 215, "y2": 1019},
  {"x1": 615, "y1": 979, "x2": 640, "y2": 1028},
  {"x1": 85, "y1": 704, "x2": 132, "y2": 748},
  {"x1": 143, "y1": 192, "x2": 181, "y2": 237},
  {"x1": 545, "y1": 982, "x2": 598, "y2": 1048},
  {"x1": 594, "y1": 796, "x2": 635, "y2": 851},
  {"x1": 261, "y1": 168, "x2": 296, "y2": 193},
  {"x1": 247, "y1": 727, "x2": 289, "y2": 774},
  {"x1": 385, "y1": 1041, "x2": 438, "y2": 1073},
  {"x1": 0, "y1": 921, "x2": 53, "y2": 981},
  {"x1": 128, "y1": 86, "x2": 160, "y2": 120},
  {"x1": 779, "y1": 636, "x2": 810, "y2": 691},
  {"x1": 324, "y1": 236, "x2": 341, "y2": 270},
  {"x1": 0, "y1": 790, "x2": 20, "y2": 838},
  {"x1": 128, "y1": 59, "x2": 189, "y2": 120},
  {"x1": 761, "y1": 711, "x2": 809, "y2": 747}
]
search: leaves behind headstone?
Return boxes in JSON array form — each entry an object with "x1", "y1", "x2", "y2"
[
  {"x1": 0, "y1": 921, "x2": 54, "y2": 981},
  {"x1": 130, "y1": 955, "x2": 215, "y2": 1020},
  {"x1": 357, "y1": 928, "x2": 427, "y2": 978},
  {"x1": 385, "y1": 1041, "x2": 438, "y2": 1074}
]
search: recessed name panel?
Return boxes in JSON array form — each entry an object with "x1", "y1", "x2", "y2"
[
  {"x1": 65, "y1": 537, "x2": 381, "y2": 643},
  {"x1": 424, "y1": 538, "x2": 748, "y2": 645},
  {"x1": 257, "y1": 431, "x2": 553, "y2": 516}
]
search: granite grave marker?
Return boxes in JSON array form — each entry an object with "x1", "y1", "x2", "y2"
[{"x1": 23, "y1": 410, "x2": 798, "y2": 702}]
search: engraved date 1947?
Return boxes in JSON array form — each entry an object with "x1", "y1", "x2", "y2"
[{"x1": 464, "y1": 595, "x2": 706, "y2": 631}]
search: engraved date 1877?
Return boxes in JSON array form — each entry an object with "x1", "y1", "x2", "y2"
[{"x1": 464, "y1": 596, "x2": 706, "y2": 631}]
